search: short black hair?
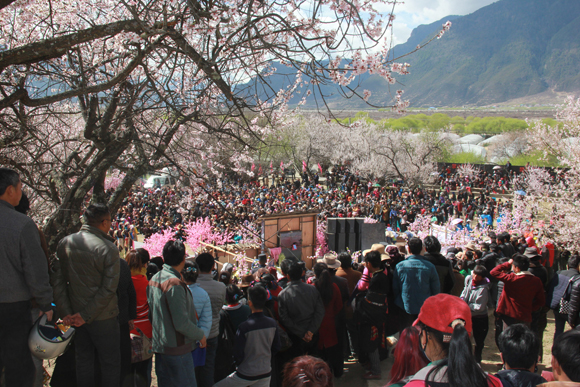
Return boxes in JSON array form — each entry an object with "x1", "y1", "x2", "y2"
[
  {"x1": 196, "y1": 252, "x2": 215, "y2": 272},
  {"x1": 84, "y1": 203, "x2": 111, "y2": 226},
  {"x1": 162, "y1": 240, "x2": 186, "y2": 266},
  {"x1": 490, "y1": 243, "x2": 500, "y2": 253},
  {"x1": 552, "y1": 329, "x2": 580, "y2": 382},
  {"x1": 146, "y1": 262, "x2": 160, "y2": 281},
  {"x1": 498, "y1": 324, "x2": 539, "y2": 369},
  {"x1": 337, "y1": 252, "x2": 352, "y2": 270},
  {"x1": 364, "y1": 250, "x2": 381, "y2": 269},
  {"x1": 423, "y1": 236, "x2": 441, "y2": 254},
  {"x1": 280, "y1": 258, "x2": 293, "y2": 275},
  {"x1": 408, "y1": 237, "x2": 423, "y2": 255},
  {"x1": 181, "y1": 260, "x2": 199, "y2": 283},
  {"x1": 248, "y1": 285, "x2": 268, "y2": 310},
  {"x1": 568, "y1": 255, "x2": 580, "y2": 270},
  {"x1": 472, "y1": 265, "x2": 487, "y2": 277},
  {"x1": 0, "y1": 167, "x2": 20, "y2": 196},
  {"x1": 512, "y1": 254, "x2": 530, "y2": 271},
  {"x1": 226, "y1": 284, "x2": 243, "y2": 304},
  {"x1": 287, "y1": 261, "x2": 304, "y2": 281}
]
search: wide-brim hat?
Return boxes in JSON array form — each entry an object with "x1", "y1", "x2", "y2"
[
  {"x1": 317, "y1": 252, "x2": 341, "y2": 269},
  {"x1": 465, "y1": 242, "x2": 477, "y2": 251},
  {"x1": 524, "y1": 247, "x2": 541, "y2": 259},
  {"x1": 362, "y1": 243, "x2": 390, "y2": 261},
  {"x1": 413, "y1": 294, "x2": 472, "y2": 340},
  {"x1": 240, "y1": 274, "x2": 254, "y2": 288}
]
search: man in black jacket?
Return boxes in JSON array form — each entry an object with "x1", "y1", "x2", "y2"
[{"x1": 422, "y1": 236, "x2": 455, "y2": 294}]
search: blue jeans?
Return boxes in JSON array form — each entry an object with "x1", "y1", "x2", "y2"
[
  {"x1": 156, "y1": 353, "x2": 197, "y2": 387},
  {"x1": 195, "y1": 336, "x2": 218, "y2": 387},
  {"x1": 0, "y1": 301, "x2": 34, "y2": 387}
]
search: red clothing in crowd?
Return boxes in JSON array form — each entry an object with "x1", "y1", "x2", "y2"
[
  {"x1": 490, "y1": 261, "x2": 545, "y2": 322},
  {"x1": 317, "y1": 283, "x2": 343, "y2": 349},
  {"x1": 130, "y1": 274, "x2": 153, "y2": 338}
]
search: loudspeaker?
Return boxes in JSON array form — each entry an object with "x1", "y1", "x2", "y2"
[
  {"x1": 359, "y1": 223, "x2": 386, "y2": 251},
  {"x1": 327, "y1": 218, "x2": 338, "y2": 234},
  {"x1": 347, "y1": 233, "x2": 359, "y2": 252},
  {"x1": 327, "y1": 233, "x2": 338, "y2": 252},
  {"x1": 336, "y1": 233, "x2": 347, "y2": 253},
  {"x1": 346, "y1": 218, "x2": 357, "y2": 235},
  {"x1": 337, "y1": 219, "x2": 347, "y2": 234}
]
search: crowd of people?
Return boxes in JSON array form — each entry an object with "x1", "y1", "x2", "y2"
[{"x1": 3, "y1": 164, "x2": 580, "y2": 387}]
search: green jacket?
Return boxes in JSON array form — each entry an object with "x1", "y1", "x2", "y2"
[
  {"x1": 147, "y1": 265, "x2": 204, "y2": 355},
  {"x1": 52, "y1": 225, "x2": 120, "y2": 323}
]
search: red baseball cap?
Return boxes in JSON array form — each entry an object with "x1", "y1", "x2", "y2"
[{"x1": 413, "y1": 294, "x2": 472, "y2": 341}]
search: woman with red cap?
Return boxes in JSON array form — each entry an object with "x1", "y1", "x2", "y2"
[{"x1": 405, "y1": 294, "x2": 503, "y2": 387}]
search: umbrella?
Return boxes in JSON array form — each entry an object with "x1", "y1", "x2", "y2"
[
  {"x1": 493, "y1": 165, "x2": 502, "y2": 170},
  {"x1": 373, "y1": 183, "x2": 382, "y2": 187},
  {"x1": 430, "y1": 172, "x2": 440, "y2": 176},
  {"x1": 451, "y1": 218, "x2": 464, "y2": 225},
  {"x1": 515, "y1": 190, "x2": 526, "y2": 196}
]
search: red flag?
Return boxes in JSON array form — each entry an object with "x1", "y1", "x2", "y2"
[
  {"x1": 251, "y1": 163, "x2": 255, "y2": 172},
  {"x1": 280, "y1": 161, "x2": 284, "y2": 170},
  {"x1": 258, "y1": 165, "x2": 262, "y2": 175},
  {"x1": 302, "y1": 160, "x2": 307, "y2": 172},
  {"x1": 270, "y1": 161, "x2": 273, "y2": 173},
  {"x1": 318, "y1": 163, "x2": 323, "y2": 174}
]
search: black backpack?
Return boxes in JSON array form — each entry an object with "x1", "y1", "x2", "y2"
[{"x1": 214, "y1": 309, "x2": 237, "y2": 383}]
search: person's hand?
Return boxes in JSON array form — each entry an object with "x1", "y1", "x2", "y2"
[
  {"x1": 508, "y1": 259, "x2": 513, "y2": 265},
  {"x1": 62, "y1": 314, "x2": 74, "y2": 326},
  {"x1": 303, "y1": 331, "x2": 313, "y2": 342},
  {"x1": 39, "y1": 309, "x2": 54, "y2": 322},
  {"x1": 128, "y1": 320, "x2": 135, "y2": 330},
  {"x1": 71, "y1": 313, "x2": 86, "y2": 327},
  {"x1": 199, "y1": 336, "x2": 207, "y2": 348}
]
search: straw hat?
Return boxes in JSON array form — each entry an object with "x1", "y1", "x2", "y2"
[
  {"x1": 317, "y1": 252, "x2": 341, "y2": 269},
  {"x1": 362, "y1": 243, "x2": 390, "y2": 261}
]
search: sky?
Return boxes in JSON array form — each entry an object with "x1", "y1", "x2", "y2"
[{"x1": 387, "y1": 0, "x2": 499, "y2": 45}]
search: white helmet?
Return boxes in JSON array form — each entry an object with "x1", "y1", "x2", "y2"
[{"x1": 29, "y1": 315, "x2": 75, "y2": 359}]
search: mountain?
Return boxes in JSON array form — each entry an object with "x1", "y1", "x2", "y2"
[{"x1": 247, "y1": 0, "x2": 580, "y2": 108}]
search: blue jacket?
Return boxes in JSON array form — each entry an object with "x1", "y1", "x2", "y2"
[
  {"x1": 187, "y1": 283, "x2": 212, "y2": 338},
  {"x1": 394, "y1": 255, "x2": 440, "y2": 314}
]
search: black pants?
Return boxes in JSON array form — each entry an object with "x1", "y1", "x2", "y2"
[
  {"x1": 317, "y1": 345, "x2": 343, "y2": 378},
  {"x1": 0, "y1": 301, "x2": 34, "y2": 387},
  {"x1": 472, "y1": 315, "x2": 488, "y2": 363},
  {"x1": 75, "y1": 317, "x2": 121, "y2": 387},
  {"x1": 120, "y1": 323, "x2": 132, "y2": 387}
]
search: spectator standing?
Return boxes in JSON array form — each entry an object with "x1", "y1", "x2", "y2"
[
  {"x1": 393, "y1": 237, "x2": 440, "y2": 328},
  {"x1": 278, "y1": 261, "x2": 325, "y2": 359},
  {"x1": 460, "y1": 265, "x2": 491, "y2": 363},
  {"x1": 0, "y1": 168, "x2": 53, "y2": 387},
  {"x1": 118, "y1": 256, "x2": 137, "y2": 386},
  {"x1": 147, "y1": 240, "x2": 206, "y2": 387},
  {"x1": 541, "y1": 330, "x2": 580, "y2": 385},
  {"x1": 214, "y1": 286, "x2": 281, "y2": 387},
  {"x1": 490, "y1": 255, "x2": 545, "y2": 329},
  {"x1": 423, "y1": 236, "x2": 455, "y2": 294},
  {"x1": 195, "y1": 253, "x2": 226, "y2": 387},
  {"x1": 223, "y1": 285, "x2": 251, "y2": 333},
  {"x1": 52, "y1": 203, "x2": 121, "y2": 387}
]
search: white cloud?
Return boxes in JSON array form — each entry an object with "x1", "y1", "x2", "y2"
[{"x1": 383, "y1": 0, "x2": 498, "y2": 45}]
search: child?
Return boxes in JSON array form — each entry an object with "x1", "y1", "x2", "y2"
[{"x1": 214, "y1": 286, "x2": 281, "y2": 387}]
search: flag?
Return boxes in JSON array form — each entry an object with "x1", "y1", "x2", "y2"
[
  {"x1": 251, "y1": 163, "x2": 255, "y2": 172},
  {"x1": 270, "y1": 161, "x2": 273, "y2": 174},
  {"x1": 302, "y1": 160, "x2": 307, "y2": 172},
  {"x1": 318, "y1": 163, "x2": 323, "y2": 174},
  {"x1": 280, "y1": 161, "x2": 284, "y2": 170},
  {"x1": 259, "y1": 165, "x2": 262, "y2": 175}
]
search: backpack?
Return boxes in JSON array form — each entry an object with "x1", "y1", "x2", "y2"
[
  {"x1": 559, "y1": 274, "x2": 580, "y2": 315},
  {"x1": 214, "y1": 309, "x2": 236, "y2": 383}
]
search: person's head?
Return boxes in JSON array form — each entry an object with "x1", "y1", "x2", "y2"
[
  {"x1": 423, "y1": 236, "x2": 441, "y2": 254},
  {"x1": 248, "y1": 285, "x2": 267, "y2": 312},
  {"x1": 364, "y1": 250, "x2": 381, "y2": 271},
  {"x1": 568, "y1": 254, "x2": 580, "y2": 270},
  {"x1": 337, "y1": 252, "x2": 352, "y2": 270},
  {"x1": 84, "y1": 203, "x2": 112, "y2": 233},
  {"x1": 146, "y1": 262, "x2": 160, "y2": 280},
  {"x1": 280, "y1": 258, "x2": 293, "y2": 276},
  {"x1": 0, "y1": 168, "x2": 22, "y2": 206},
  {"x1": 258, "y1": 253, "x2": 268, "y2": 266},
  {"x1": 407, "y1": 237, "x2": 424, "y2": 255},
  {"x1": 489, "y1": 243, "x2": 500, "y2": 253},
  {"x1": 181, "y1": 260, "x2": 200, "y2": 284},
  {"x1": 499, "y1": 232, "x2": 510, "y2": 243},
  {"x1": 163, "y1": 239, "x2": 186, "y2": 267},
  {"x1": 196, "y1": 252, "x2": 215, "y2": 273},
  {"x1": 551, "y1": 329, "x2": 580, "y2": 382},
  {"x1": 472, "y1": 265, "x2": 487, "y2": 282},
  {"x1": 389, "y1": 327, "x2": 428, "y2": 386},
  {"x1": 218, "y1": 270, "x2": 232, "y2": 285},
  {"x1": 287, "y1": 261, "x2": 304, "y2": 281},
  {"x1": 225, "y1": 284, "x2": 243, "y2": 305},
  {"x1": 126, "y1": 248, "x2": 151, "y2": 271},
  {"x1": 497, "y1": 324, "x2": 540, "y2": 371},
  {"x1": 14, "y1": 192, "x2": 30, "y2": 214},
  {"x1": 282, "y1": 355, "x2": 334, "y2": 387},
  {"x1": 512, "y1": 254, "x2": 530, "y2": 273}
]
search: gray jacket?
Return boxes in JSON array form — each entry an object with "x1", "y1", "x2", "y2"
[
  {"x1": 0, "y1": 200, "x2": 53, "y2": 311},
  {"x1": 52, "y1": 225, "x2": 120, "y2": 323},
  {"x1": 460, "y1": 275, "x2": 490, "y2": 317},
  {"x1": 197, "y1": 273, "x2": 226, "y2": 339}
]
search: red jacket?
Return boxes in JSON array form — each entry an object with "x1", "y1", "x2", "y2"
[
  {"x1": 130, "y1": 274, "x2": 153, "y2": 338},
  {"x1": 317, "y1": 283, "x2": 343, "y2": 349},
  {"x1": 490, "y1": 262, "x2": 545, "y2": 322}
]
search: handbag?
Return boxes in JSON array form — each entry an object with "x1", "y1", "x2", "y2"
[
  {"x1": 559, "y1": 274, "x2": 580, "y2": 315},
  {"x1": 277, "y1": 323, "x2": 293, "y2": 352},
  {"x1": 130, "y1": 328, "x2": 153, "y2": 363}
]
